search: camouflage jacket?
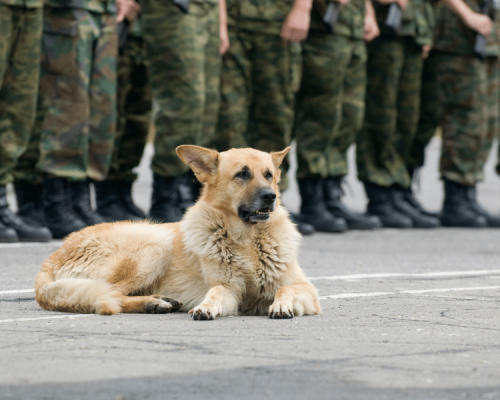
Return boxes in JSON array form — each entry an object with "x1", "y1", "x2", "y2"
[
  {"x1": 374, "y1": 0, "x2": 435, "y2": 45},
  {"x1": 44, "y1": 0, "x2": 116, "y2": 13},
  {"x1": 312, "y1": 0, "x2": 366, "y2": 39},
  {"x1": 226, "y1": 0, "x2": 295, "y2": 22},
  {"x1": 433, "y1": 0, "x2": 500, "y2": 56},
  {"x1": 0, "y1": 0, "x2": 42, "y2": 8}
]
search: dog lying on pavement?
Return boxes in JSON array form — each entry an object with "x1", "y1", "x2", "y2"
[{"x1": 35, "y1": 146, "x2": 321, "y2": 320}]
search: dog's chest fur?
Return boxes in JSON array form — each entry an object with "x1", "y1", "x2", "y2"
[
  {"x1": 208, "y1": 226, "x2": 289, "y2": 314},
  {"x1": 182, "y1": 205, "x2": 299, "y2": 315},
  {"x1": 216, "y1": 228, "x2": 286, "y2": 286}
]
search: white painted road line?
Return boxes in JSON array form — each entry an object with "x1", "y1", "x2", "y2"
[
  {"x1": 320, "y1": 286, "x2": 500, "y2": 300},
  {"x1": 0, "y1": 289, "x2": 34, "y2": 295},
  {"x1": 309, "y1": 270, "x2": 500, "y2": 281},
  {"x1": 321, "y1": 292, "x2": 393, "y2": 299},
  {"x1": 400, "y1": 286, "x2": 500, "y2": 294},
  {"x1": 0, "y1": 315, "x2": 95, "y2": 323},
  {"x1": 0, "y1": 241, "x2": 62, "y2": 249}
]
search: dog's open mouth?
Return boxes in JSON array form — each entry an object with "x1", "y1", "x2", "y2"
[{"x1": 238, "y1": 207, "x2": 271, "y2": 223}]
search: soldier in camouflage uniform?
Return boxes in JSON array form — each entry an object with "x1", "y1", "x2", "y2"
[
  {"x1": 94, "y1": 18, "x2": 151, "y2": 221},
  {"x1": 356, "y1": 0, "x2": 440, "y2": 228},
  {"x1": 216, "y1": 0, "x2": 314, "y2": 186},
  {"x1": 0, "y1": 0, "x2": 52, "y2": 242},
  {"x1": 20, "y1": 0, "x2": 138, "y2": 239},
  {"x1": 433, "y1": 0, "x2": 500, "y2": 227},
  {"x1": 141, "y1": 0, "x2": 223, "y2": 223},
  {"x1": 292, "y1": 0, "x2": 382, "y2": 232},
  {"x1": 215, "y1": 0, "x2": 315, "y2": 234}
]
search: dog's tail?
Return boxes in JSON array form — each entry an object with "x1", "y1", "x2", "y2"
[{"x1": 35, "y1": 265, "x2": 122, "y2": 315}]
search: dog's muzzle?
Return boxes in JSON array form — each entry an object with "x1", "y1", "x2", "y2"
[{"x1": 238, "y1": 188, "x2": 276, "y2": 223}]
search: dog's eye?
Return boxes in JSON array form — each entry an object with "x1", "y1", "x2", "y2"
[
  {"x1": 235, "y1": 168, "x2": 250, "y2": 180},
  {"x1": 265, "y1": 171, "x2": 273, "y2": 180}
]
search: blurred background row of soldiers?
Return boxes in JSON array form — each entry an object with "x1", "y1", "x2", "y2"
[{"x1": 0, "y1": 0, "x2": 499, "y2": 241}]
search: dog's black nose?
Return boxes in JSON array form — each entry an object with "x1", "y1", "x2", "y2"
[{"x1": 260, "y1": 189, "x2": 276, "y2": 204}]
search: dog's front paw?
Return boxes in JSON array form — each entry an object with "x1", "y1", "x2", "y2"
[
  {"x1": 189, "y1": 305, "x2": 216, "y2": 321},
  {"x1": 268, "y1": 302, "x2": 294, "y2": 319}
]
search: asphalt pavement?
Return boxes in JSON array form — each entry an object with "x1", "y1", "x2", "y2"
[{"x1": 1, "y1": 138, "x2": 500, "y2": 400}]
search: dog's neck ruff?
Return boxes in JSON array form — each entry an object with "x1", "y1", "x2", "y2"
[{"x1": 181, "y1": 202, "x2": 300, "y2": 255}]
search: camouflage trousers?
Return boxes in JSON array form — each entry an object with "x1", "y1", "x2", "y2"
[
  {"x1": 142, "y1": 0, "x2": 220, "y2": 178},
  {"x1": 356, "y1": 36, "x2": 423, "y2": 188},
  {"x1": 107, "y1": 33, "x2": 151, "y2": 182},
  {"x1": 293, "y1": 32, "x2": 366, "y2": 180},
  {"x1": 216, "y1": 19, "x2": 301, "y2": 190},
  {"x1": 14, "y1": 94, "x2": 44, "y2": 184},
  {"x1": 31, "y1": 7, "x2": 117, "y2": 182},
  {"x1": 408, "y1": 50, "x2": 439, "y2": 169},
  {"x1": 0, "y1": 5, "x2": 42, "y2": 186},
  {"x1": 436, "y1": 53, "x2": 499, "y2": 186}
]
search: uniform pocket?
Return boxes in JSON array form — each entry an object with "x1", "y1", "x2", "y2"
[{"x1": 42, "y1": 8, "x2": 81, "y2": 78}]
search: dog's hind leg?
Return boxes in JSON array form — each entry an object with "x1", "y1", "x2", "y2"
[
  {"x1": 118, "y1": 295, "x2": 182, "y2": 314},
  {"x1": 105, "y1": 254, "x2": 182, "y2": 313},
  {"x1": 35, "y1": 270, "x2": 123, "y2": 315}
]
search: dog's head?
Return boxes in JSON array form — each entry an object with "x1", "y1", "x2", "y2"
[{"x1": 176, "y1": 145, "x2": 290, "y2": 224}]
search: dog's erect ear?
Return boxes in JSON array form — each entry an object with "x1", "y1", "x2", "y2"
[
  {"x1": 176, "y1": 145, "x2": 219, "y2": 182},
  {"x1": 270, "y1": 147, "x2": 291, "y2": 169}
]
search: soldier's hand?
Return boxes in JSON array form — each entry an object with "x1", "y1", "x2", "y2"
[
  {"x1": 281, "y1": 5, "x2": 311, "y2": 42},
  {"x1": 396, "y1": 0, "x2": 408, "y2": 10},
  {"x1": 422, "y1": 44, "x2": 431, "y2": 59},
  {"x1": 220, "y1": 23, "x2": 230, "y2": 54},
  {"x1": 117, "y1": 0, "x2": 141, "y2": 23},
  {"x1": 463, "y1": 12, "x2": 492, "y2": 36},
  {"x1": 364, "y1": 10, "x2": 380, "y2": 41}
]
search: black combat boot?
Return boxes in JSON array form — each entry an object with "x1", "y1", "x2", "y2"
[
  {"x1": 466, "y1": 185, "x2": 500, "y2": 227},
  {"x1": 391, "y1": 186, "x2": 440, "y2": 228},
  {"x1": 404, "y1": 166, "x2": 441, "y2": 219},
  {"x1": 297, "y1": 177, "x2": 347, "y2": 233},
  {"x1": 0, "y1": 185, "x2": 51, "y2": 242},
  {"x1": 68, "y1": 180, "x2": 106, "y2": 226},
  {"x1": 116, "y1": 180, "x2": 147, "y2": 219},
  {"x1": 149, "y1": 173, "x2": 183, "y2": 223},
  {"x1": 95, "y1": 180, "x2": 141, "y2": 222},
  {"x1": 363, "y1": 182, "x2": 412, "y2": 228},
  {"x1": 14, "y1": 182, "x2": 46, "y2": 226},
  {"x1": 43, "y1": 178, "x2": 87, "y2": 239},
  {"x1": 0, "y1": 220, "x2": 17, "y2": 242},
  {"x1": 323, "y1": 177, "x2": 381, "y2": 230},
  {"x1": 441, "y1": 178, "x2": 487, "y2": 228},
  {"x1": 287, "y1": 210, "x2": 315, "y2": 236}
]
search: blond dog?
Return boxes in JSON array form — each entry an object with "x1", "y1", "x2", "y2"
[{"x1": 35, "y1": 146, "x2": 321, "y2": 320}]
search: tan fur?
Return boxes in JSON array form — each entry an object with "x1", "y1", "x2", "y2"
[{"x1": 35, "y1": 147, "x2": 321, "y2": 319}]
